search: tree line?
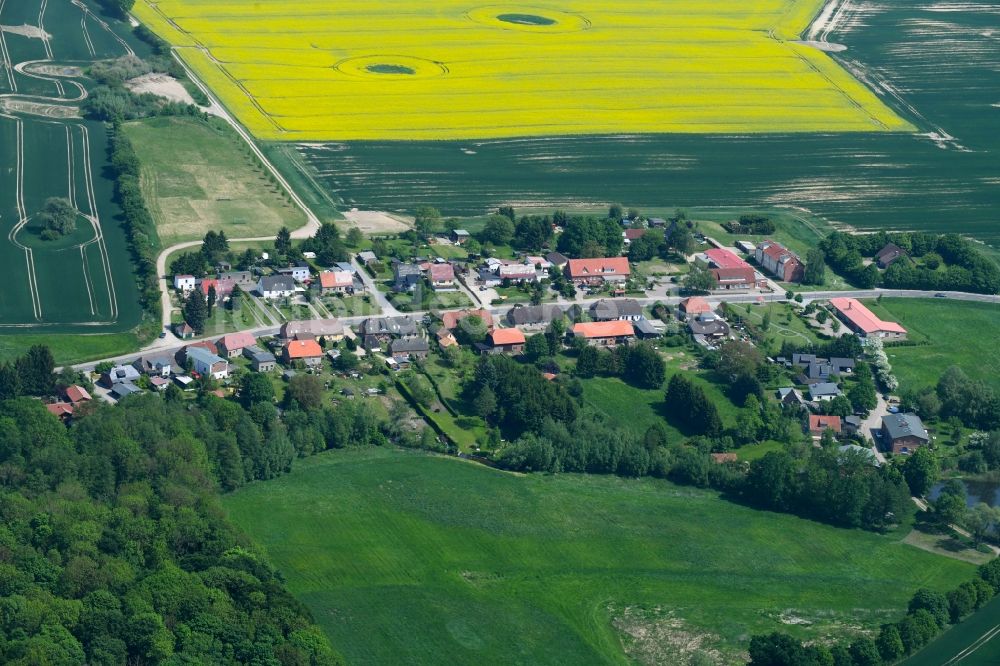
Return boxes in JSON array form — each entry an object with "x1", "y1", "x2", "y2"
[
  {"x1": 819, "y1": 231, "x2": 1000, "y2": 294},
  {"x1": 108, "y1": 123, "x2": 161, "y2": 322}
]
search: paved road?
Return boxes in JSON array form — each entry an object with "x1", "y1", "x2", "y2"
[{"x1": 71, "y1": 286, "x2": 997, "y2": 372}]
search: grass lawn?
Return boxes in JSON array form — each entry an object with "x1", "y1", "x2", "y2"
[
  {"x1": 864, "y1": 298, "x2": 1000, "y2": 393},
  {"x1": 124, "y1": 116, "x2": 306, "y2": 245},
  {"x1": 581, "y1": 348, "x2": 742, "y2": 440},
  {"x1": 733, "y1": 302, "x2": 825, "y2": 353},
  {"x1": 736, "y1": 440, "x2": 787, "y2": 461},
  {"x1": 0, "y1": 330, "x2": 145, "y2": 366},
  {"x1": 224, "y1": 447, "x2": 972, "y2": 665}
]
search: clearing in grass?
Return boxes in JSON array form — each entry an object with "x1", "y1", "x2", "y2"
[
  {"x1": 123, "y1": 116, "x2": 306, "y2": 245},
  {"x1": 132, "y1": 0, "x2": 912, "y2": 140},
  {"x1": 224, "y1": 447, "x2": 972, "y2": 664}
]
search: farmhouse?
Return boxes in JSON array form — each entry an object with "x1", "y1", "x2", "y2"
[
  {"x1": 506, "y1": 304, "x2": 564, "y2": 329},
  {"x1": 390, "y1": 337, "x2": 431, "y2": 360},
  {"x1": 45, "y1": 402, "x2": 75, "y2": 421},
  {"x1": 688, "y1": 313, "x2": 730, "y2": 340},
  {"x1": 451, "y1": 229, "x2": 471, "y2": 244},
  {"x1": 359, "y1": 317, "x2": 419, "y2": 350},
  {"x1": 809, "y1": 382, "x2": 842, "y2": 402},
  {"x1": 187, "y1": 346, "x2": 229, "y2": 380},
  {"x1": 100, "y1": 364, "x2": 141, "y2": 388},
  {"x1": 777, "y1": 387, "x2": 806, "y2": 408},
  {"x1": 566, "y1": 257, "x2": 630, "y2": 287},
  {"x1": 132, "y1": 354, "x2": 173, "y2": 377},
  {"x1": 174, "y1": 322, "x2": 195, "y2": 340},
  {"x1": 571, "y1": 321, "x2": 635, "y2": 347},
  {"x1": 442, "y1": 308, "x2": 493, "y2": 331},
  {"x1": 243, "y1": 346, "x2": 276, "y2": 372},
  {"x1": 699, "y1": 249, "x2": 767, "y2": 291},
  {"x1": 217, "y1": 332, "x2": 257, "y2": 358},
  {"x1": 316, "y1": 270, "x2": 355, "y2": 294},
  {"x1": 256, "y1": 275, "x2": 296, "y2": 299},
  {"x1": 283, "y1": 339, "x2": 324, "y2": 367},
  {"x1": 281, "y1": 318, "x2": 345, "y2": 342},
  {"x1": 829, "y1": 298, "x2": 907, "y2": 340},
  {"x1": 679, "y1": 297, "x2": 712, "y2": 319},
  {"x1": 545, "y1": 252, "x2": 569, "y2": 269},
  {"x1": 61, "y1": 385, "x2": 92, "y2": 405},
  {"x1": 277, "y1": 264, "x2": 311, "y2": 282},
  {"x1": 881, "y1": 413, "x2": 930, "y2": 454},
  {"x1": 174, "y1": 275, "x2": 196, "y2": 292},
  {"x1": 589, "y1": 299, "x2": 643, "y2": 322},
  {"x1": 755, "y1": 240, "x2": 804, "y2": 283},
  {"x1": 429, "y1": 263, "x2": 457, "y2": 291},
  {"x1": 394, "y1": 263, "x2": 423, "y2": 292},
  {"x1": 876, "y1": 243, "x2": 907, "y2": 269},
  {"x1": 808, "y1": 414, "x2": 842, "y2": 439},
  {"x1": 358, "y1": 251, "x2": 378, "y2": 265},
  {"x1": 485, "y1": 328, "x2": 526, "y2": 355}
]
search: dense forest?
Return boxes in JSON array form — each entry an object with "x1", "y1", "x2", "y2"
[{"x1": 0, "y1": 395, "x2": 342, "y2": 665}]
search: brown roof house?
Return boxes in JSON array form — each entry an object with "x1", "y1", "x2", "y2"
[
  {"x1": 875, "y1": 243, "x2": 907, "y2": 269},
  {"x1": 485, "y1": 328, "x2": 526, "y2": 355}
]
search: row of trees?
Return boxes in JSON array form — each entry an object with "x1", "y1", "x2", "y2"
[
  {"x1": 749, "y1": 560, "x2": 1000, "y2": 665},
  {"x1": 108, "y1": 123, "x2": 161, "y2": 321},
  {"x1": 575, "y1": 343, "x2": 666, "y2": 389}
]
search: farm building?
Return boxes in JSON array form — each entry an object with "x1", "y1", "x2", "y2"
[
  {"x1": 571, "y1": 321, "x2": 635, "y2": 347},
  {"x1": 281, "y1": 318, "x2": 345, "y2": 342},
  {"x1": 829, "y1": 298, "x2": 907, "y2": 340},
  {"x1": 243, "y1": 346, "x2": 276, "y2": 372},
  {"x1": 506, "y1": 304, "x2": 564, "y2": 329}
]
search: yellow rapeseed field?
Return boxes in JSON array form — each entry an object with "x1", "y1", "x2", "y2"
[{"x1": 133, "y1": 0, "x2": 913, "y2": 140}]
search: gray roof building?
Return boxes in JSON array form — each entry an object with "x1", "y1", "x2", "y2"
[
  {"x1": 882, "y1": 413, "x2": 930, "y2": 443},
  {"x1": 809, "y1": 382, "x2": 842, "y2": 400}
]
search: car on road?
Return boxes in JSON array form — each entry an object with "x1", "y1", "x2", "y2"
[
  {"x1": 159, "y1": 332, "x2": 167, "y2": 339},
  {"x1": 934, "y1": 292, "x2": 947, "y2": 298}
]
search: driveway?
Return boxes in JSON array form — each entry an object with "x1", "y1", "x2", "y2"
[{"x1": 858, "y1": 393, "x2": 890, "y2": 464}]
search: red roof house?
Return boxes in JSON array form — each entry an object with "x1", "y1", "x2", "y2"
[
  {"x1": 571, "y1": 320, "x2": 635, "y2": 346},
  {"x1": 809, "y1": 415, "x2": 842, "y2": 437},
  {"x1": 567, "y1": 257, "x2": 631, "y2": 286},
  {"x1": 62, "y1": 385, "x2": 92, "y2": 404},
  {"x1": 487, "y1": 328, "x2": 526, "y2": 354},
  {"x1": 283, "y1": 339, "x2": 324, "y2": 366}
]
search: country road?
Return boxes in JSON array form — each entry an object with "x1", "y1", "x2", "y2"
[{"x1": 72, "y1": 286, "x2": 998, "y2": 372}]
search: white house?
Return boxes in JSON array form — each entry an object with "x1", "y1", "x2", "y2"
[
  {"x1": 277, "y1": 265, "x2": 311, "y2": 283},
  {"x1": 173, "y1": 275, "x2": 196, "y2": 292},
  {"x1": 186, "y1": 346, "x2": 229, "y2": 380}
]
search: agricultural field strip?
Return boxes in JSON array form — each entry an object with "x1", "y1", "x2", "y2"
[
  {"x1": 0, "y1": 0, "x2": 120, "y2": 327},
  {"x1": 133, "y1": 0, "x2": 912, "y2": 140}
]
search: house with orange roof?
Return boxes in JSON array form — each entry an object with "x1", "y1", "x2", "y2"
[
  {"x1": 283, "y1": 339, "x2": 324, "y2": 367},
  {"x1": 315, "y1": 270, "x2": 355, "y2": 295},
  {"x1": 571, "y1": 320, "x2": 635, "y2": 347},
  {"x1": 808, "y1": 414, "x2": 842, "y2": 439},
  {"x1": 61, "y1": 385, "x2": 92, "y2": 405},
  {"x1": 678, "y1": 297, "x2": 712, "y2": 319},
  {"x1": 45, "y1": 402, "x2": 74, "y2": 421},
  {"x1": 566, "y1": 257, "x2": 630, "y2": 287},
  {"x1": 441, "y1": 308, "x2": 494, "y2": 331},
  {"x1": 486, "y1": 328, "x2": 526, "y2": 355}
]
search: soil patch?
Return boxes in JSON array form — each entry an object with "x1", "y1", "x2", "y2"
[
  {"x1": 125, "y1": 73, "x2": 196, "y2": 105},
  {"x1": 343, "y1": 209, "x2": 411, "y2": 234},
  {"x1": 1, "y1": 24, "x2": 51, "y2": 39}
]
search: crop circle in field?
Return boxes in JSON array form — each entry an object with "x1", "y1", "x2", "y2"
[
  {"x1": 334, "y1": 55, "x2": 449, "y2": 80},
  {"x1": 467, "y1": 5, "x2": 591, "y2": 32}
]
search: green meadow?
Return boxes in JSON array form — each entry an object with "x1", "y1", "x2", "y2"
[{"x1": 224, "y1": 448, "x2": 972, "y2": 664}]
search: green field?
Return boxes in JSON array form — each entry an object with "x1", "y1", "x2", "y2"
[
  {"x1": 0, "y1": 0, "x2": 147, "y2": 355},
  {"x1": 866, "y1": 299, "x2": 1000, "y2": 394},
  {"x1": 902, "y1": 594, "x2": 1000, "y2": 665},
  {"x1": 124, "y1": 116, "x2": 306, "y2": 245},
  {"x1": 224, "y1": 448, "x2": 972, "y2": 664}
]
